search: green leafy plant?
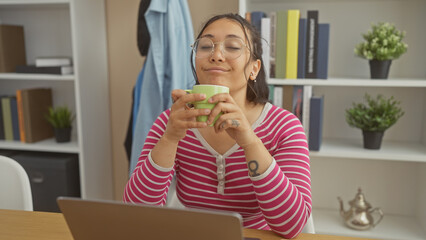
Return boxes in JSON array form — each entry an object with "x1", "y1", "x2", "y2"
[
  {"x1": 345, "y1": 94, "x2": 404, "y2": 132},
  {"x1": 354, "y1": 22, "x2": 408, "y2": 60},
  {"x1": 45, "y1": 106, "x2": 75, "y2": 129}
]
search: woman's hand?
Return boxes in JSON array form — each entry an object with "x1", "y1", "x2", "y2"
[
  {"x1": 206, "y1": 93, "x2": 258, "y2": 148},
  {"x1": 164, "y1": 89, "x2": 210, "y2": 142}
]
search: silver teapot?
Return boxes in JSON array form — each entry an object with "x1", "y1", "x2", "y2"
[{"x1": 337, "y1": 188, "x2": 384, "y2": 230}]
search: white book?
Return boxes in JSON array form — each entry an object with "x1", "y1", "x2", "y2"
[
  {"x1": 273, "y1": 86, "x2": 283, "y2": 108},
  {"x1": 302, "y1": 85, "x2": 313, "y2": 139},
  {"x1": 35, "y1": 57, "x2": 72, "y2": 67},
  {"x1": 261, "y1": 17, "x2": 271, "y2": 81}
]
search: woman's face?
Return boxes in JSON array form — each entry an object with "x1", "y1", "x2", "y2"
[{"x1": 194, "y1": 18, "x2": 260, "y2": 94}]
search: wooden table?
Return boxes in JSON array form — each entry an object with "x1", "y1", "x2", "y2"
[{"x1": 0, "y1": 209, "x2": 371, "y2": 240}]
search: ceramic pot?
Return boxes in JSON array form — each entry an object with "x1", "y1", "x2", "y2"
[
  {"x1": 362, "y1": 130, "x2": 384, "y2": 149},
  {"x1": 369, "y1": 59, "x2": 392, "y2": 79},
  {"x1": 54, "y1": 127, "x2": 71, "y2": 143}
]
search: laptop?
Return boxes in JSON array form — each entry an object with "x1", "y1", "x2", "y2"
[{"x1": 57, "y1": 197, "x2": 259, "y2": 240}]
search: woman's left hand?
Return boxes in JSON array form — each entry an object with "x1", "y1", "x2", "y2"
[{"x1": 206, "y1": 93, "x2": 257, "y2": 148}]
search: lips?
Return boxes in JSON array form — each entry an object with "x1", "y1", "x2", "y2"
[{"x1": 205, "y1": 67, "x2": 229, "y2": 73}]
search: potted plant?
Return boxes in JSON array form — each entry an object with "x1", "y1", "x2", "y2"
[
  {"x1": 354, "y1": 22, "x2": 408, "y2": 79},
  {"x1": 345, "y1": 94, "x2": 404, "y2": 149},
  {"x1": 45, "y1": 106, "x2": 75, "y2": 143}
]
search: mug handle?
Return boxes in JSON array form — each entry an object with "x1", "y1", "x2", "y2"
[{"x1": 183, "y1": 89, "x2": 194, "y2": 108}]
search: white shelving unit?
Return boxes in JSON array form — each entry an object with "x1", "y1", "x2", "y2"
[
  {"x1": 0, "y1": 0, "x2": 113, "y2": 200},
  {"x1": 241, "y1": 0, "x2": 426, "y2": 239}
]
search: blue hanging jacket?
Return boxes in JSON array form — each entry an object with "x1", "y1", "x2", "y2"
[{"x1": 130, "y1": 0, "x2": 195, "y2": 174}]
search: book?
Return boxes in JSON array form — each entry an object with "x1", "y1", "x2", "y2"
[
  {"x1": 282, "y1": 85, "x2": 294, "y2": 112},
  {"x1": 273, "y1": 86, "x2": 283, "y2": 108},
  {"x1": 250, "y1": 11, "x2": 266, "y2": 34},
  {"x1": 16, "y1": 90, "x2": 26, "y2": 142},
  {"x1": 1, "y1": 97, "x2": 13, "y2": 141},
  {"x1": 261, "y1": 17, "x2": 271, "y2": 81},
  {"x1": 0, "y1": 99, "x2": 3, "y2": 140},
  {"x1": 269, "y1": 12, "x2": 277, "y2": 78},
  {"x1": 285, "y1": 10, "x2": 300, "y2": 79},
  {"x1": 17, "y1": 88, "x2": 54, "y2": 143},
  {"x1": 283, "y1": 85, "x2": 303, "y2": 114},
  {"x1": 10, "y1": 97, "x2": 21, "y2": 141},
  {"x1": 297, "y1": 18, "x2": 307, "y2": 79},
  {"x1": 16, "y1": 65, "x2": 73, "y2": 75},
  {"x1": 292, "y1": 86, "x2": 304, "y2": 121},
  {"x1": 305, "y1": 11, "x2": 319, "y2": 79},
  {"x1": 301, "y1": 85, "x2": 313, "y2": 138},
  {"x1": 275, "y1": 11, "x2": 287, "y2": 79},
  {"x1": 268, "y1": 84, "x2": 275, "y2": 103},
  {"x1": 309, "y1": 95, "x2": 324, "y2": 151},
  {"x1": 0, "y1": 24, "x2": 27, "y2": 73},
  {"x1": 245, "y1": 12, "x2": 251, "y2": 23},
  {"x1": 35, "y1": 57, "x2": 72, "y2": 67},
  {"x1": 317, "y1": 23, "x2": 330, "y2": 79}
]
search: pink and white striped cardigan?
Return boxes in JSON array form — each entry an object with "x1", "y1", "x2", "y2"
[{"x1": 124, "y1": 102, "x2": 312, "y2": 239}]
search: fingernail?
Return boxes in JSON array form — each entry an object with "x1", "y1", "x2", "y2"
[
  {"x1": 200, "y1": 94, "x2": 206, "y2": 98},
  {"x1": 208, "y1": 98, "x2": 213, "y2": 102},
  {"x1": 204, "y1": 109, "x2": 210, "y2": 114}
]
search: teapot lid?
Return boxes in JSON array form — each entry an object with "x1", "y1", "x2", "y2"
[{"x1": 349, "y1": 188, "x2": 371, "y2": 210}]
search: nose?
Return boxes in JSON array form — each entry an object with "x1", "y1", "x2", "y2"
[{"x1": 209, "y1": 43, "x2": 225, "y2": 62}]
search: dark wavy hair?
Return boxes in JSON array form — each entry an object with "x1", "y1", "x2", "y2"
[{"x1": 190, "y1": 13, "x2": 269, "y2": 104}]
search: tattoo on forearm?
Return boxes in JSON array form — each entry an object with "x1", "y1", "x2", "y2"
[
  {"x1": 231, "y1": 119, "x2": 240, "y2": 128},
  {"x1": 248, "y1": 160, "x2": 260, "y2": 176}
]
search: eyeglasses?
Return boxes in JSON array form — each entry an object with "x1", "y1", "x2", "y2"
[{"x1": 191, "y1": 37, "x2": 250, "y2": 60}]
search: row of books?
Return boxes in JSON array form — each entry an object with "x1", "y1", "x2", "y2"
[
  {"x1": 16, "y1": 57, "x2": 74, "y2": 75},
  {"x1": 247, "y1": 9, "x2": 330, "y2": 79},
  {"x1": 269, "y1": 85, "x2": 324, "y2": 151},
  {"x1": 0, "y1": 88, "x2": 54, "y2": 143}
]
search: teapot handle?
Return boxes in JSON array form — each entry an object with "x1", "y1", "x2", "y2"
[{"x1": 369, "y1": 207, "x2": 384, "y2": 227}]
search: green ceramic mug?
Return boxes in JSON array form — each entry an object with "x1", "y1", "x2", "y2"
[{"x1": 185, "y1": 84, "x2": 229, "y2": 126}]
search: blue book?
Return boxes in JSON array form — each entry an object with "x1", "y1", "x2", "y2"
[
  {"x1": 297, "y1": 18, "x2": 307, "y2": 79},
  {"x1": 10, "y1": 97, "x2": 21, "y2": 141},
  {"x1": 309, "y1": 96, "x2": 324, "y2": 151},
  {"x1": 317, "y1": 23, "x2": 330, "y2": 79},
  {"x1": 250, "y1": 11, "x2": 266, "y2": 34}
]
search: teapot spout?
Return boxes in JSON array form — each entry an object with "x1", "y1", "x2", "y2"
[{"x1": 338, "y1": 197, "x2": 345, "y2": 217}]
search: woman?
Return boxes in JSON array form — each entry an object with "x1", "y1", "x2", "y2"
[{"x1": 124, "y1": 13, "x2": 311, "y2": 239}]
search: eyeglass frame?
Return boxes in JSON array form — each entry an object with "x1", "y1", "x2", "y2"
[{"x1": 190, "y1": 37, "x2": 252, "y2": 60}]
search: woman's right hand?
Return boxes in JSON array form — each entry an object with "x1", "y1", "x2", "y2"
[{"x1": 163, "y1": 89, "x2": 210, "y2": 142}]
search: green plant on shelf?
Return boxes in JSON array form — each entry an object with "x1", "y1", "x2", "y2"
[
  {"x1": 354, "y1": 22, "x2": 408, "y2": 61},
  {"x1": 45, "y1": 106, "x2": 75, "y2": 129},
  {"x1": 345, "y1": 94, "x2": 404, "y2": 132}
]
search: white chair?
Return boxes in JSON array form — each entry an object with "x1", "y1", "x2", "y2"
[
  {"x1": 0, "y1": 155, "x2": 33, "y2": 211},
  {"x1": 166, "y1": 178, "x2": 315, "y2": 233},
  {"x1": 302, "y1": 213, "x2": 315, "y2": 234}
]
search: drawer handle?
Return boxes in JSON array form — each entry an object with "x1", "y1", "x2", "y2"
[{"x1": 31, "y1": 172, "x2": 44, "y2": 183}]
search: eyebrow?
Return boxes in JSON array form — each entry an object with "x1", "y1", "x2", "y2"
[{"x1": 200, "y1": 34, "x2": 243, "y2": 40}]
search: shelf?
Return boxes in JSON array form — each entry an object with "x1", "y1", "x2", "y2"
[
  {"x1": 0, "y1": 138, "x2": 79, "y2": 153},
  {"x1": 0, "y1": 0, "x2": 69, "y2": 6},
  {"x1": 0, "y1": 73, "x2": 74, "y2": 81},
  {"x1": 310, "y1": 138, "x2": 426, "y2": 163},
  {"x1": 313, "y1": 208, "x2": 426, "y2": 240},
  {"x1": 267, "y1": 78, "x2": 426, "y2": 87}
]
